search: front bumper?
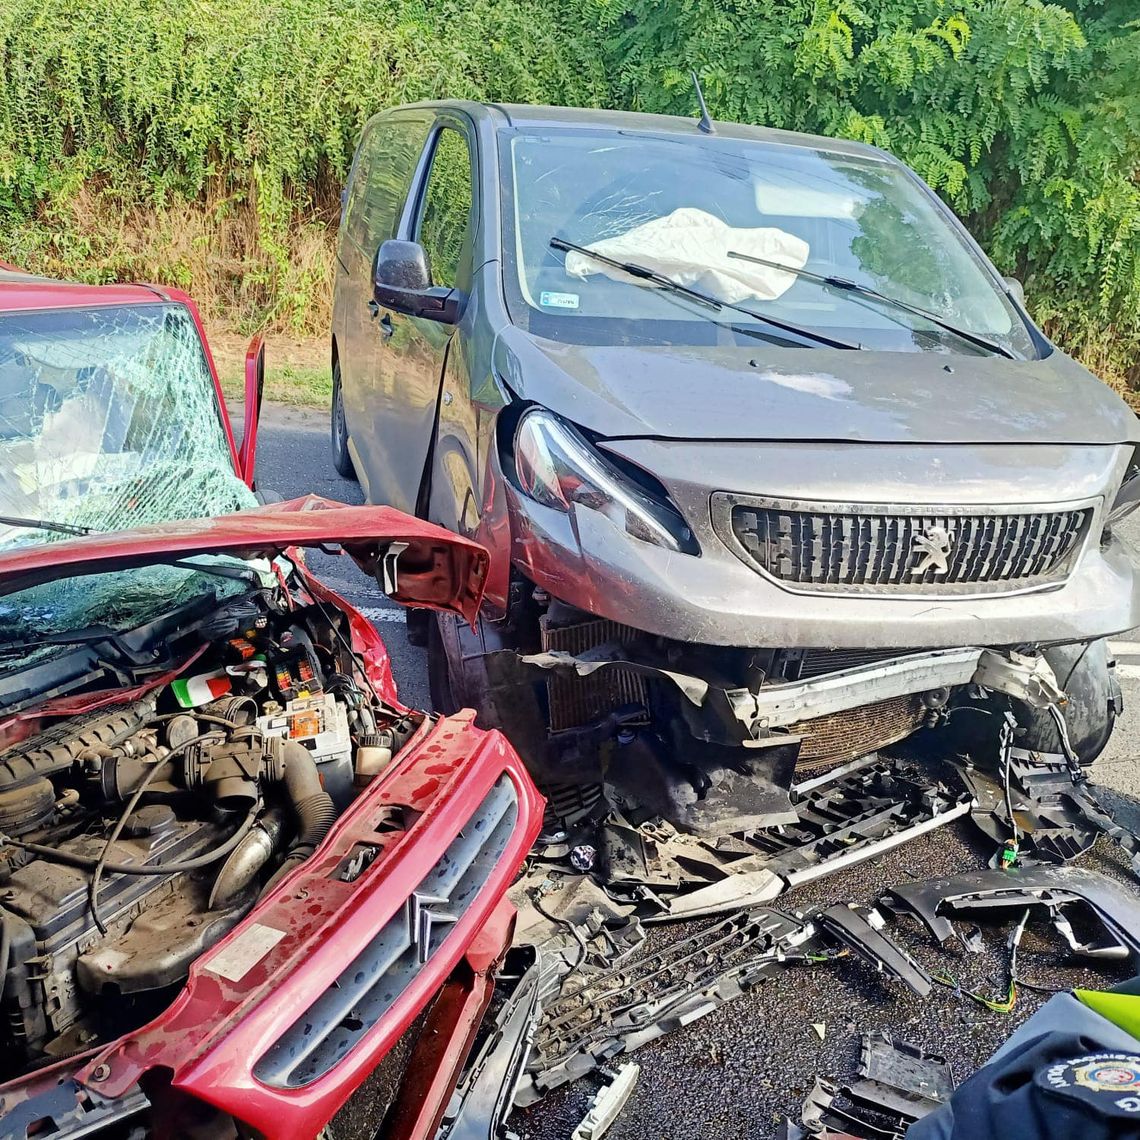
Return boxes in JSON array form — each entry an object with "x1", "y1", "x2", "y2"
[
  {"x1": 504, "y1": 439, "x2": 1140, "y2": 649},
  {"x1": 0, "y1": 713, "x2": 543, "y2": 1140}
]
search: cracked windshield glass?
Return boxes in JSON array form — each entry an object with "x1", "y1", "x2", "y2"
[
  {"x1": 0, "y1": 302, "x2": 257, "y2": 661},
  {"x1": 504, "y1": 130, "x2": 1033, "y2": 355}
]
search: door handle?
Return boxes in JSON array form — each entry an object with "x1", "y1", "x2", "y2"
[{"x1": 378, "y1": 313, "x2": 395, "y2": 340}]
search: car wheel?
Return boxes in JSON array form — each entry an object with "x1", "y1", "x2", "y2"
[
  {"x1": 1012, "y1": 638, "x2": 1120, "y2": 765},
  {"x1": 427, "y1": 612, "x2": 460, "y2": 715},
  {"x1": 330, "y1": 361, "x2": 357, "y2": 480}
]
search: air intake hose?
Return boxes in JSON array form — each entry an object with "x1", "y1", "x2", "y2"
[{"x1": 263, "y1": 740, "x2": 338, "y2": 893}]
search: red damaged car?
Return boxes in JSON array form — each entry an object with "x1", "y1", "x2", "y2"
[{"x1": 0, "y1": 270, "x2": 542, "y2": 1138}]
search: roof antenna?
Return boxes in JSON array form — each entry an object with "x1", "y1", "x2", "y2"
[{"x1": 691, "y1": 70, "x2": 715, "y2": 134}]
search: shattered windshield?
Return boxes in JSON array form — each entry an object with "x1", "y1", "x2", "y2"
[
  {"x1": 0, "y1": 561, "x2": 254, "y2": 672},
  {"x1": 501, "y1": 129, "x2": 1034, "y2": 356},
  {"x1": 0, "y1": 302, "x2": 255, "y2": 549}
]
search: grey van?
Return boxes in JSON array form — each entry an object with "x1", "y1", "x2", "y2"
[{"x1": 331, "y1": 101, "x2": 1140, "y2": 832}]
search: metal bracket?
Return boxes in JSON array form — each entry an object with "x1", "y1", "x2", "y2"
[
  {"x1": 379, "y1": 541, "x2": 409, "y2": 596},
  {"x1": 972, "y1": 649, "x2": 1065, "y2": 708}
]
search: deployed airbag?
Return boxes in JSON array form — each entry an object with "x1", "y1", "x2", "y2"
[{"x1": 563, "y1": 207, "x2": 809, "y2": 303}]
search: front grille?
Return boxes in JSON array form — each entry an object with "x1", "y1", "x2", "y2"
[
  {"x1": 789, "y1": 694, "x2": 927, "y2": 769},
  {"x1": 722, "y1": 499, "x2": 1090, "y2": 593},
  {"x1": 253, "y1": 776, "x2": 519, "y2": 1089}
]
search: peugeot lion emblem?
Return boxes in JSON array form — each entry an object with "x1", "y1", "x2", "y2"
[{"x1": 911, "y1": 525, "x2": 953, "y2": 575}]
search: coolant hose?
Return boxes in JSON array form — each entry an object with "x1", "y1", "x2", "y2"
[{"x1": 262, "y1": 741, "x2": 338, "y2": 893}]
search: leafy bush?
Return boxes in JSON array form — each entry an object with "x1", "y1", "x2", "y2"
[
  {"x1": 0, "y1": 0, "x2": 606, "y2": 330},
  {"x1": 592, "y1": 0, "x2": 1140, "y2": 387},
  {"x1": 0, "y1": 0, "x2": 1137, "y2": 389}
]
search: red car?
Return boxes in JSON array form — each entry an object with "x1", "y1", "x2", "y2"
[{"x1": 0, "y1": 270, "x2": 542, "y2": 1138}]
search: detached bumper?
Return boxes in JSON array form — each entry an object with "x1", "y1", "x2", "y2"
[{"x1": 0, "y1": 713, "x2": 543, "y2": 1140}]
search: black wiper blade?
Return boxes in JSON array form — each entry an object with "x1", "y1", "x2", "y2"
[
  {"x1": 0, "y1": 625, "x2": 121, "y2": 658},
  {"x1": 549, "y1": 237, "x2": 862, "y2": 352},
  {"x1": 550, "y1": 237, "x2": 721, "y2": 310},
  {"x1": 727, "y1": 250, "x2": 1017, "y2": 359},
  {"x1": 0, "y1": 514, "x2": 93, "y2": 538}
]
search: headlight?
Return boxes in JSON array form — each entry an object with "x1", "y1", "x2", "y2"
[
  {"x1": 513, "y1": 409, "x2": 699, "y2": 555},
  {"x1": 1108, "y1": 452, "x2": 1140, "y2": 527}
]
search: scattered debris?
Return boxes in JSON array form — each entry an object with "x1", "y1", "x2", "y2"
[
  {"x1": 591, "y1": 756, "x2": 969, "y2": 919},
  {"x1": 437, "y1": 948, "x2": 552, "y2": 1140},
  {"x1": 516, "y1": 907, "x2": 819, "y2": 1104},
  {"x1": 883, "y1": 865, "x2": 1140, "y2": 960},
  {"x1": 846, "y1": 1032, "x2": 955, "y2": 1120},
  {"x1": 799, "y1": 1075, "x2": 906, "y2": 1139},
  {"x1": 958, "y1": 750, "x2": 1099, "y2": 864},
  {"x1": 815, "y1": 903, "x2": 934, "y2": 998},
  {"x1": 791, "y1": 1033, "x2": 955, "y2": 1138},
  {"x1": 501, "y1": 706, "x2": 1140, "y2": 1130},
  {"x1": 570, "y1": 1063, "x2": 641, "y2": 1140}
]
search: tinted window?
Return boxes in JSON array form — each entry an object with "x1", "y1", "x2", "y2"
[
  {"x1": 344, "y1": 117, "x2": 430, "y2": 255},
  {"x1": 417, "y1": 127, "x2": 474, "y2": 288}
]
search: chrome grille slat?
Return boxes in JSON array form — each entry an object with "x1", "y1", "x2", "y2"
[{"x1": 727, "y1": 502, "x2": 1091, "y2": 594}]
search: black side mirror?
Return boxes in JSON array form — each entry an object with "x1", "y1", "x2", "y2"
[{"x1": 374, "y1": 239, "x2": 464, "y2": 324}]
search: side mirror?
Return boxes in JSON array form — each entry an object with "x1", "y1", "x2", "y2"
[
  {"x1": 374, "y1": 240, "x2": 464, "y2": 324},
  {"x1": 238, "y1": 334, "x2": 265, "y2": 488},
  {"x1": 1003, "y1": 276, "x2": 1026, "y2": 306}
]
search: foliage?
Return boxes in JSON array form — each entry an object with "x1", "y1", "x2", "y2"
[
  {"x1": 591, "y1": 0, "x2": 1140, "y2": 387},
  {"x1": 0, "y1": 0, "x2": 606, "y2": 330},
  {"x1": 0, "y1": 0, "x2": 1137, "y2": 388}
]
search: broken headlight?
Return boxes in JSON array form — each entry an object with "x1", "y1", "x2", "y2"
[{"x1": 513, "y1": 409, "x2": 699, "y2": 555}]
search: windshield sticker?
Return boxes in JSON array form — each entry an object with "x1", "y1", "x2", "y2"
[{"x1": 540, "y1": 290, "x2": 580, "y2": 310}]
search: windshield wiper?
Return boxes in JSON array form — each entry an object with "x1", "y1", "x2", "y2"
[
  {"x1": 0, "y1": 625, "x2": 123, "y2": 659},
  {"x1": 0, "y1": 514, "x2": 94, "y2": 538},
  {"x1": 550, "y1": 237, "x2": 862, "y2": 351},
  {"x1": 726, "y1": 250, "x2": 1017, "y2": 359}
]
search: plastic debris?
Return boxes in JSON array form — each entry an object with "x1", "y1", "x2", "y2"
[{"x1": 570, "y1": 1063, "x2": 640, "y2": 1140}]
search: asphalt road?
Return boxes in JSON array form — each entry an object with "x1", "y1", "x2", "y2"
[{"x1": 256, "y1": 405, "x2": 1140, "y2": 1140}]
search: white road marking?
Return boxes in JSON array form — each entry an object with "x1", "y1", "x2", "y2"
[
  {"x1": 359, "y1": 606, "x2": 406, "y2": 623},
  {"x1": 1110, "y1": 641, "x2": 1140, "y2": 658}
]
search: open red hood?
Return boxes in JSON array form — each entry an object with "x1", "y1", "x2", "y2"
[{"x1": 0, "y1": 495, "x2": 489, "y2": 624}]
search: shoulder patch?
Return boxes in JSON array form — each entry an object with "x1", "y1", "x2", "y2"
[{"x1": 1037, "y1": 1053, "x2": 1140, "y2": 1118}]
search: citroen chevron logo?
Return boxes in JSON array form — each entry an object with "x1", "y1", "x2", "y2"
[
  {"x1": 407, "y1": 891, "x2": 459, "y2": 964},
  {"x1": 911, "y1": 525, "x2": 953, "y2": 575}
]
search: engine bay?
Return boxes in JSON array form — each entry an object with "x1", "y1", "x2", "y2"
[{"x1": 0, "y1": 584, "x2": 420, "y2": 1072}]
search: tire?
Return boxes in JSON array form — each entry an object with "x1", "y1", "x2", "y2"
[
  {"x1": 427, "y1": 612, "x2": 460, "y2": 715},
  {"x1": 939, "y1": 638, "x2": 1120, "y2": 767},
  {"x1": 1012, "y1": 639, "x2": 1120, "y2": 765},
  {"x1": 330, "y1": 361, "x2": 357, "y2": 480}
]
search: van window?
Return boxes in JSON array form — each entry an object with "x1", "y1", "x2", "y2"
[
  {"x1": 417, "y1": 128, "x2": 474, "y2": 288},
  {"x1": 344, "y1": 117, "x2": 431, "y2": 256}
]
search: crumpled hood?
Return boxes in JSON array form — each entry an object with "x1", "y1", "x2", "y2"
[
  {"x1": 493, "y1": 330, "x2": 1139, "y2": 445},
  {"x1": 0, "y1": 495, "x2": 489, "y2": 623}
]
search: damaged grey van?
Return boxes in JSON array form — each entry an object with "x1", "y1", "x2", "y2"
[{"x1": 331, "y1": 102, "x2": 1140, "y2": 834}]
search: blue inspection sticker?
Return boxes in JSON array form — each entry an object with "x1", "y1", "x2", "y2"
[{"x1": 539, "y1": 291, "x2": 580, "y2": 310}]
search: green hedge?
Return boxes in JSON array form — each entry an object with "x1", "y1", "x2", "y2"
[
  {"x1": 1, "y1": 0, "x2": 1137, "y2": 387},
  {"x1": 0, "y1": 0, "x2": 606, "y2": 327}
]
